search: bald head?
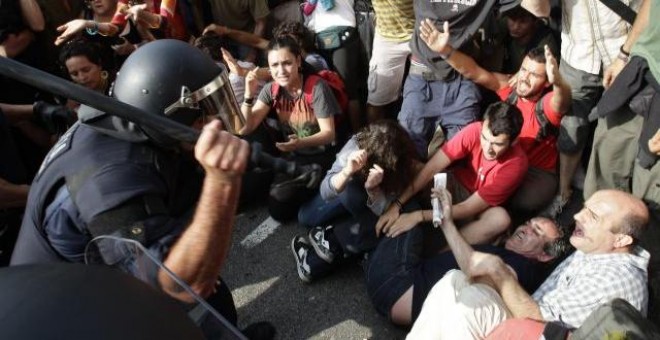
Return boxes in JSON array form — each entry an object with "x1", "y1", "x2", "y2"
[
  {"x1": 571, "y1": 190, "x2": 649, "y2": 254},
  {"x1": 597, "y1": 190, "x2": 649, "y2": 239}
]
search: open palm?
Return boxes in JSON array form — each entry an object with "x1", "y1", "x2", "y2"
[{"x1": 419, "y1": 19, "x2": 451, "y2": 55}]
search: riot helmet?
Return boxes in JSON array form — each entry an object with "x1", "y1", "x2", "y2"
[{"x1": 112, "y1": 39, "x2": 244, "y2": 145}]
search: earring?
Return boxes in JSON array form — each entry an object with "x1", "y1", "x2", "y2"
[{"x1": 100, "y1": 70, "x2": 109, "y2": 91}]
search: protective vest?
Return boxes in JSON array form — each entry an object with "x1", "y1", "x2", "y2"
[{"x1": 11, "y1": 123, "x2": 201, "y2": 264}]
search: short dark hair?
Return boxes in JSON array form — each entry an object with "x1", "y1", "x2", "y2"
[
  {"x1": 59, "y1": 37, "x2": 112, "y2": 71},
  {"x1": 542, "y1": 223, "x2": 573, "y2": 260},
  {"x1": 272, "y1": 21, "x2": 316, "y2": 53},
  {"x1": 483, "y1": 102, "x2": 524, "y2": 141},
  {"x1": 526, "y1": 46, "x2": 547, "y2": 64},
  {"x1": 194, "y1": 32, "x2": 231, "y2": 63}
]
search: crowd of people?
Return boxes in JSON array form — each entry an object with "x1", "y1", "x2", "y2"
[{"x1": 1, "y1": 0, "x2": 659, "y2": 338}]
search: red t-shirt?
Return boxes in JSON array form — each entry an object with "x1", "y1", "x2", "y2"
[
  {"x1": 497, "y1": 87, "x2": 561, "y2": 172},
  {"x1": 441, "y1": 122, "x2": 529, "y2": 206}
]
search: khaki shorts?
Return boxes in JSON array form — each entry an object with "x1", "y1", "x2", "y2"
[{"x1": 366, "y1": 32, "x2": 411, "y2": 106}]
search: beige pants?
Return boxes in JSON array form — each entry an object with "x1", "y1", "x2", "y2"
[{"x1": 407, "y1": 270, "x2": 511, "y2": 340}]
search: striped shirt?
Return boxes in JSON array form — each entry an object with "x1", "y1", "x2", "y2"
[
  {"x1": 532, "y1": 246, "x2": 649, "y2": 329},
  {"x1": 560, "y1": 0, "x2": 641, "y2": 74},
  {"x1": 372, "y1": 0, "x2": 415, "y2": 42}
]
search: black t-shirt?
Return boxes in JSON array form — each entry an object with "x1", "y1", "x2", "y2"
[
  {"x1": 410, "y1": 0, "x2": 520, "y2": 76},
  {"x1": 411, "y1": 244, "x2": 548, "y2": 320}
]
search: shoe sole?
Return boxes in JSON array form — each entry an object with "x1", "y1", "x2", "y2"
[
  {"x1": 308, "y1": 228, "x2": 334, "y2": 264},
  {"x1": 290, "y1": 236, "x2": 312, "y2": 284}
]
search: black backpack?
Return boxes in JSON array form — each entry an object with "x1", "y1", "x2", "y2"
[{"x1": 506, "y1": 91, "x2": 558, "y2": 142}]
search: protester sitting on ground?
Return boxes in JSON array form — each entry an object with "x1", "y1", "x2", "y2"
[
  {"x1": 500, "y1": 5, "x2": 559, "y2": 74},
  {"x1": 420, "y1": 20, "x2": 571, "y2": 216},
  {"x1": 409, "y1": 189, "x2": 650, "y2": 339},
  {"x1": 204, "y1": 21, "x2": 330, "y2": 79},
  {"x1": 366, "y1": 185, "x2": 570, "y2": 326},
  {"x1": 292, "y1": 120, "x2": 422, "y2": 282},
  {"x1": 239, "y1": 36, "x2": 342, "y2": 221},
  {"x1": 376, "y1": 101, "x2": 528, "y2": 246}
]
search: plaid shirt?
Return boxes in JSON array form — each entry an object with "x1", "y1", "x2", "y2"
[{"x1": 532, "y1": 246, "x2": 650, "y2": 329}]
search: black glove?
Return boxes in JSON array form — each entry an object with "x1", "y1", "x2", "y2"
[{"x1": 32, "y1": 101, "x2": 76, "y2": 134}]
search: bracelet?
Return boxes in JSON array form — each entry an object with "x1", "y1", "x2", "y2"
[
  {"x1": 618, "y1": 45, "x2": 630, "y2": 63},
  {"x1": 243, "y1": 97, "x2": 254, "y2": 106},
  {"x1": 85, "y1": 21, "x2": 99, "y2": 35},
  {"x1": 619, "y1": 45, "x2": 630, "y2": 57},
  {"x1": 241, "y1": 101, "x2": 253, "y2": 108},
  {"x1": 439, "y1": 45, "x2": 455, "y2": 60}
]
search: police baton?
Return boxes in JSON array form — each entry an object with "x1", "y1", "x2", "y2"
[{"x1": 0, "y1": 57, "x2": 316, "y2": 178}]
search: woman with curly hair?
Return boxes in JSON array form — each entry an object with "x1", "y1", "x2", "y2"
[{"x1": 292, "y1": 120, "x2": 421, "y2": 283}]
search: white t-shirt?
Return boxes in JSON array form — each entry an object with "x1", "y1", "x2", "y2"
[{"x1": 305, "y1": 0, "x2": 356, "y2": 33}]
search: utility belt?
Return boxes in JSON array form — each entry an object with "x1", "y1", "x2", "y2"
[
  {"x1": 408, "y1": 58, "x2": 458, "y2": 82},
  {"x1": 315, "y1": 26, "x2": 356, "y2": 50}
]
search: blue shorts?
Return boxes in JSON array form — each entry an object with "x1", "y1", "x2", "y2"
[{"x1": 397, "y1": 74, "x2": 480, "y2": 158}]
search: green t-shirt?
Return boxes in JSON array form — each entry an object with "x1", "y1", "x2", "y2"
[{"x1": 631, "y1": 0, "x2": 660, "y2": 81}]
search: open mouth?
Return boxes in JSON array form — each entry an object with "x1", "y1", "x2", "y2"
[{"x1": 573, "y1": 225, "x2": 584, "y2": 237}]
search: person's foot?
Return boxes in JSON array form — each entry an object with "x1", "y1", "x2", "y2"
[
  {"x1": 242, "y1": 321, "x2": 276, "y2": 340},
  {"x1": 291, "y1": 236, "x2": 313, "y2": 283},
  {"x1": 308, "y1": 225, "x2": 341, "y2": 264}
]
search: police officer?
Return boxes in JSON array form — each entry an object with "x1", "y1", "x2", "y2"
[{"x1": 9, "y1": 40, "x2": 269, "y2": 338}]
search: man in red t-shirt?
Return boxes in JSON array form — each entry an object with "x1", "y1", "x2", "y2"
[
  {"x1": 377, "y1": 102, "x2": 528, "y2": 245},
  {"x1": 419, "y1": 20, "x2": 572, "y2": 214}
]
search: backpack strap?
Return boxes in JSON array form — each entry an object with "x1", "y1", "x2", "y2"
[
  {"x1": 302, "y1": 74, "x2": 322, "y2": 109},
  {"x1": 533, "y1": 94, "x2": 558, "y2": 141},
  {"x1": 506, "y1": 90, "x2": 558, "y2": 141}
]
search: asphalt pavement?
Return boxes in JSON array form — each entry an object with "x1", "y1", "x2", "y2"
[{"x1": 221, "y1": 202, "x2": 407, "y2": 340}]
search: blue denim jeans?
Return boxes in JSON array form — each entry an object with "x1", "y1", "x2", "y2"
[{"x1": 298, "y1": 180, "x2": 369, "y2": 228}]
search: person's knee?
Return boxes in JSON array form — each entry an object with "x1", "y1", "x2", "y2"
[
  {"x1": 389, "y1": 287, "x2": 413, "y2": 326},
  {"x1": 557, "y1": 115, "x2": 588, "y2": 155},
  {"x1": 481, "y1": 207, "x2": 511, "y2": 236}
]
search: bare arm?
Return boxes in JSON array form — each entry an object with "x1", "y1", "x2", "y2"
[
  {"x1": 244, "y1": 17, "x2": 268, "y2": 62},
  {"x1": 55, "y1": 20, "x2": 119, "y2": 45},
  {"x1": 206, "y1": 24, "x2": 269, "y2": 50},
  {"x1": 19, "y1": 0, "x2": 45, "y2": 32},
  {"x1": 434, "y1": 189, "x2": 476, "y2": 273},
  {"x1": 160, "y1": 120, "x2": 249, "y2": 300},
  {"x1": 375, "y1": 149, "x2": 452, "y2": 236},
  {"x1": 238, "y1": 68, "x2": 269, "y2": 135},
  {"x1": 0, "y1": 103, "x2": 33, "y2": 123},
  {"x1": 451, "y1": 191, "x2": 490, "y2": 221},
  {"x1": 544, "y1": 45, "x2": 571, "y2": 114},
  {"x1": 419, "y1": 19, "x2": 503, "y2": 92},
  {"x1": 603, "y1": 0, "x2": 651, "y2": 88},
  {"x1": 481, "y1": 256, "x2": 544, "y2": 320}
]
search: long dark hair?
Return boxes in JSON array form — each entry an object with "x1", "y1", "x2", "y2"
[{"x1": 355, "y1": 120, "x2": 419, "y2": 194}]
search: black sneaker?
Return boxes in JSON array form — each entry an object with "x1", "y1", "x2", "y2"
[
  {"x1": 308, "y1": 225, "x2": 338, "y2": 264},
  {"x1": 291, "y1": 236, "x2": 313, "y2": 283}
]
